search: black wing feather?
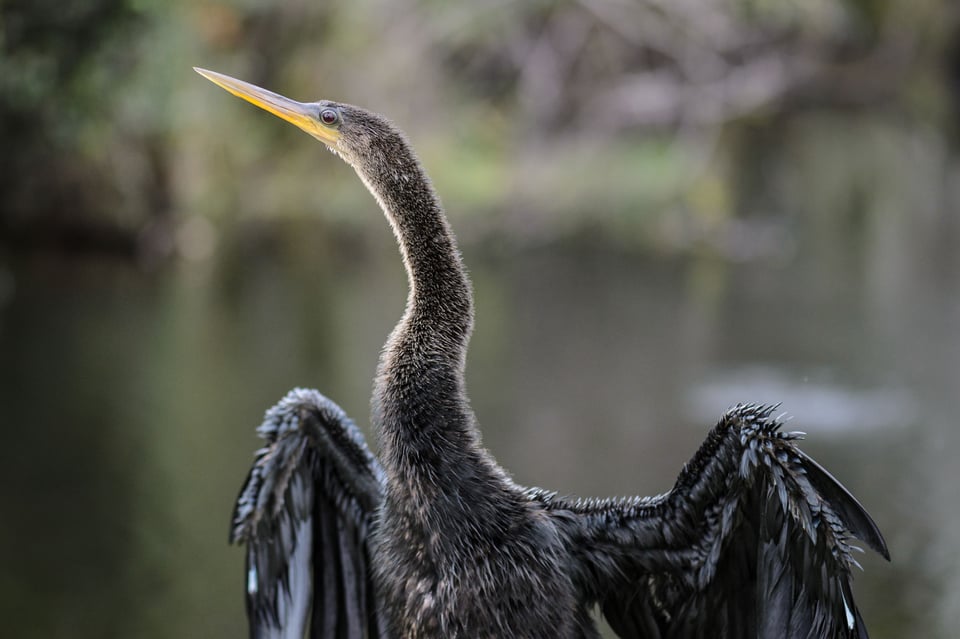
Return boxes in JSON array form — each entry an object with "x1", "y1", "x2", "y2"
[
  {"x1": 231, "y1": 388, "x2": 389, "y2": 639},
  {"x1": 549, "y1": 404, "x2": 888, "y2": 639}
]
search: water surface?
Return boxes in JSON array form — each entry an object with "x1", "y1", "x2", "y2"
[{"x1": 1, "y1": 224, "x2": 954, "y2": 637}]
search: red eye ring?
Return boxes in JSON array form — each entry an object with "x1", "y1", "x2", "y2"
[{"x1": 320, "y1": 108, "x2": 339, "y2": 125}]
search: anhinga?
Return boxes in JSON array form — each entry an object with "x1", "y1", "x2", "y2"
[{"x1": 196, "y1": 67, "x2": 889, "y2": 639}]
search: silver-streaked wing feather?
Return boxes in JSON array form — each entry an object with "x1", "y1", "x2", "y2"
[{"x1": 231, "y1": 388, "x2": 389, "y2": 639}]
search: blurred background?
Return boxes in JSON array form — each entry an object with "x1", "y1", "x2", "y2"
[{"x1": 2, "y1": 0, "x2": 958, "y2": 636}]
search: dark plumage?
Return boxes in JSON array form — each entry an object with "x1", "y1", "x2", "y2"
[{"x1": 196, "y1": 68, "x2": 889, "y2": 639}]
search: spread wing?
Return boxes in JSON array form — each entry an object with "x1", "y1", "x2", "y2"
[
  {"x1": 230, "y1": 388, "x2": 389, "y2": 639},
  {"x1": 548, "y1": 404, "x2": 889, "y2": 639}
]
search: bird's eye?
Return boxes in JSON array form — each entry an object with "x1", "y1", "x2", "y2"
[{"x1": 320, "y1": 108, "x2": 339, "y2": 126}]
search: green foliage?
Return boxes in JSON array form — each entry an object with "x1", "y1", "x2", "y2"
[
  {"x1": 1, "y1": 0, "x2": 957, "y2": 253},
  {"x1": 0, "y1": 0, "x2": 147, "y2": 221}
]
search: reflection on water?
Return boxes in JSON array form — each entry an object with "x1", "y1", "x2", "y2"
[
  {"x1": 1, "y1": 222, "x2": 956, "y2": 638},
  {"x1": 688, "y1": 365, "x2": 916, "y2": 434}
]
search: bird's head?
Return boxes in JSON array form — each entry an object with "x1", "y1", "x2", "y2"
[{"x1": 194, "y1": 67, "x2": 401, "y2": 171}]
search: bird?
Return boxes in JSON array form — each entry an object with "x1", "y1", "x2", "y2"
[{"x1": 195, "y1": 66, "x2": 890, "y2": 639}]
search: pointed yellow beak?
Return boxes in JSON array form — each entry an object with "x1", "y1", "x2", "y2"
[{"x1": 194, "y1": 67, "x2": 340, "y2": 145}]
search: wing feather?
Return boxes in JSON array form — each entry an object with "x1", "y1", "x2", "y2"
[
  {"x1": 547, "y1": 404, "x2": 888, "y2": 639},
  {"x1": 231, "y1": 388, "x2": 388, "y2": 639}
]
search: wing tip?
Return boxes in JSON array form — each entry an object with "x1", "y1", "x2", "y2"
[
  {"x1": 726, "y1": 403, "x2": 890, "y2": 563},
  {"x1": 799, "y1": 450, "x2": 890, "y2": 561}
]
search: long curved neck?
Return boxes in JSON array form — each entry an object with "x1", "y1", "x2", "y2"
[{"x1": 355, "y1": 143, "x2": 492, "y2": 495}]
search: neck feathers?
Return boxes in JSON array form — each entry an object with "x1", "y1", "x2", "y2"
[{"x1": 355, "y1": 134, "x2": 480, "y2": 482}]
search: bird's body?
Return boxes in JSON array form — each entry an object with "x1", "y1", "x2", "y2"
[
  {"x1": 318, "y1": 100, "x2": 588, "y2": 638},
  {"x1": 196, "y1": 67, "x2": 889, "y2": 639}
]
